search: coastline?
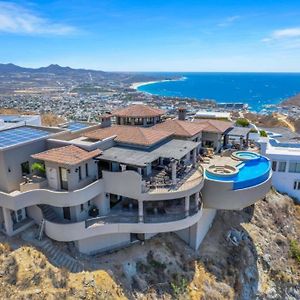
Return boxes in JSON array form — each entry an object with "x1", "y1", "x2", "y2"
[{"x1": 130, "y1": 77, "x2": 186, "y2": 90}]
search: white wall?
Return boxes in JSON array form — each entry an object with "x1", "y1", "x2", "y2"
[{"x1": 76, "y1": 233, "x2": 131, "y2": 255}]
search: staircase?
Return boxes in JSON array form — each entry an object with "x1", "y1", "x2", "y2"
[
  {"x1": 38, "y1": 204, "x2": 60, "y2": 222},
  {"x1": 37, "y1": 219, "x2": 45, "y2": 241},
  {"x1": 38, "y1": 239, "x2": 84, "y2": 273}
]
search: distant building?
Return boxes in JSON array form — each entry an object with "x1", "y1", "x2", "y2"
[
  {"x1": 0, "y1": 114, "x2": 41, "y2": 130},
  {"x1": 194, "y1": 111, "x2": 231, "y2": 120}
]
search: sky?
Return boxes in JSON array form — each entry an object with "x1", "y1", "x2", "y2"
[{"x1": 0, "y1": 0, "x2": 300, "y2": 72}]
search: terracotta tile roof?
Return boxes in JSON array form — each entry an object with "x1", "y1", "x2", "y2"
[
  {"x1": 113, "y1": 104, "x2": 165, "y2": 118},
  {"x1": 84, "y1": 125, "x2": 172, "y2": 146},
  {"x1": 193, "y1": 119, "x2": 233, "y2": 133},
  {"x1": 32, "y1": 145, "x2": 101, "y2": 166},
  {"x1": 153, "y1": 119, "x2": 206, "y2": 137}
]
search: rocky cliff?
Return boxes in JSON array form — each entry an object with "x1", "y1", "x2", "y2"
[{"x1": 0, "y1": 189, "x2": 299, "y2": 299}]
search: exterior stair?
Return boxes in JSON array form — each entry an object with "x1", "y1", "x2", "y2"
[
  {"x1": 37, "y1": 219, "x2": 45, "y2": 241},
  {"x1": 38, "y1": 204, "x2": 60, "y2": 222},
  {"x1": 38, "y1": 239, "x2": 84, "y2": 273}
]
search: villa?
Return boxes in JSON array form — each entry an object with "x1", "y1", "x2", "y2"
[{"x1": 0, "y1": 105, "x2": 272, "y2": 255}]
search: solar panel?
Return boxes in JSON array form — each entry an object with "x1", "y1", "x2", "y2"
[
  {"x1": 66, "y1": 122, "x2": 88, "y2": 132},
  {"x1": 0, "y1": 127, "x2": 51, "y2": 149}
]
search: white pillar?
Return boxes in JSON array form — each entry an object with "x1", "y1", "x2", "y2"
[
  {"x1": 171, "y1": 160, "x2": 177, "y2": 184},
  {"x1": 138, "y1": 201, "x2": 143, "y2": 223},
  {"x1": 195, "y1": 193, "x2": 200, "y2": 211},
  {"x1": 185, "y1": 195, "x2": 190, "y2": 217},
  {"x1": 143, "y1": 118, "x2": 147, "y2": 126},
  {"x1": 3, "y1": 208, "x2": 13, "y2": 236},
  {"x1": 137, "y1": 167, "x2": 142, "y2": 175},
  {"x1": 192, "y1": 148, "x2": 197, "y2": 165}
]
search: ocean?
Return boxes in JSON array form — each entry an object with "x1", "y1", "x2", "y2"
[{"x1": 137, "y1": 73, "x2": 300, "y2": 112}]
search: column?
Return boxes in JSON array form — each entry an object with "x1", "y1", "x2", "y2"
[
  {"x1": 171, "y1": 160, "x2": 177, "y2": 185},
  {"x1": 138, "y1": 201, "x2": 144, "y2": 223},
  {"x1": 143, "y1": 118, "x2": 147, "y2": 127},
  {"x1": 137, "y1": 167, "x2": 142, "y2": 175},
  {"x1": 192, "y1": 148, "x2": 197, "y2": 165},
  {"x1": 185, "y1": 195, "x2": 190, "y2": 217},
  {"x1": 3, "y1": 208, "x2": 13, "y2": 236},
  {"x1": 131, "y1": 118, "x2": 135, "y2": 125},
  {"x1": 195, "y1": 193, "x2": 200, "y2": 211}
]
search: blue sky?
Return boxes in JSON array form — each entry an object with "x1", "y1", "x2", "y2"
[{"x1": 0, "y1": 0, "x2": 300, "y2": 71}]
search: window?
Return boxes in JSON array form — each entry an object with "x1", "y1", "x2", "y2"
[
  {"x1": 21, "y1": 161, "x2": 30, "y2": 175},
  {"x1": 272, "y1": 161, "x2": 277, "y2": 172},
  {"x1": 289, "y1": 162, "x2": 300, "y2": 173},
  {"x1": 85, "y1": 163, "x2": 89, "y2": 177},
  {"x1": 88, "y1": 200, "x2": 91, "y2": 206},
  {"x1": 278, "y1": 161, "x2": 287, "y2": 172},
  {"x1": 293, "y1": 181, "x2": 300, "y2": 190},
  {"x1": 80, "y1": 204, "x2": 84, "y2": 212},
  {"x1": 78, "y1": 166, "x2": 82, "y2": 180}
]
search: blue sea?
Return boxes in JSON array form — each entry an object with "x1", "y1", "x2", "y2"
[{"x1": 137, "y1": 73, "x2": 300, "y2": 112}]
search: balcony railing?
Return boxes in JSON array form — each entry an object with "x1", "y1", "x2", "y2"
[
  {"x1": 143, "y1": 165, "x2": 203, "y2": 194},
  {"x1": 85, "y1": 213, "x2": 139, "y2": 228}
]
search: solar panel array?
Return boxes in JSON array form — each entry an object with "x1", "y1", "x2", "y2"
[
  {"x1": 0, "y1": 115, "x2": 26, "y2": 123},
  {"x1": 66, "y1": 122, "x2": 88, "y2": 132},
  {"x1": 0, "y1": 127, "x2": 50, "y2": 149}
]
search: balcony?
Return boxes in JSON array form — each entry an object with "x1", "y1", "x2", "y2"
[{"x1": 142, "y1": 165, "x2": 204, "y2": 198}]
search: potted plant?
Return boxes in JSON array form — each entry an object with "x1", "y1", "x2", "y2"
[{"x1": 89, "y1": 206, "x2": 99, "y2": 218}]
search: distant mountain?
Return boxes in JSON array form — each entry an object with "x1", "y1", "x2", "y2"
[
  {"x1": 0, "y1": 63, "x2": 177, "y2": 84},
  {"x1": 0, "y1": 63, "x2": 106, "y2": 75}
]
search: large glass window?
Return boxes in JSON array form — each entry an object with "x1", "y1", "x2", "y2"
[
  {"x1": 278, "y1": 161, "x2": 287, "y2": 172},
  {"x1": 272, "y1": 161, "x2": 277, "y2": 172},
  {"x1": 289, "y1": 162, "x2": 300, "y2": 173}
]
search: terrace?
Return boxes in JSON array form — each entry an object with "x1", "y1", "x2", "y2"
[{"x1": 97, "y1": 139, "x2": 203, "y2": 194}]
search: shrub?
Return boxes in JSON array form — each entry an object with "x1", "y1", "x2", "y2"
[
  {"x1": 260, "y1": 130, "x2": 268, "y2": 137},
  {"x1": 31, "y1": 162, "x2": 46, "y2": 176},
  {"x1": 171, "y1": 277, "x2": 189, "y2": 299},
  {"x1": 290, "y1": 240, "x2": 300, "y2": 264},
  {"x1": 236, "y1": 118, "x2": 250, "y2": 127}
]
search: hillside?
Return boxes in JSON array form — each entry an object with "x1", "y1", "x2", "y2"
[
  {"x1": 0, "y1": 189, "x2": 299, "y2": 299},
  {"x1": 281, "y1": 93, "x2": 300, "y2": 107}
]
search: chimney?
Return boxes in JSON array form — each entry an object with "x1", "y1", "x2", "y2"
[
  {"x1": 99, "y1": 114, "x2": 112, "y2": 128},
  {"x1": 178, "y1": 107, "x2": 186, "y2": 121}
]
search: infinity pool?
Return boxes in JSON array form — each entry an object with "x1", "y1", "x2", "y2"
[{"x1": 205, "y1": 156, "x2": 271, "y2": 190}]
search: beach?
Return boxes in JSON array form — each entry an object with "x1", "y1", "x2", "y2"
[{"x1": 130, "y1": 77, "x2": 186, "y2": 90}]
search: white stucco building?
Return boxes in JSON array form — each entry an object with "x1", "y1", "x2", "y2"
[
  {"x1": 259, "y1": 130, "x2": 300, "y2": 203},
  {"x1": 0, "y1": 105, "x2": 272, "y2": 255}
]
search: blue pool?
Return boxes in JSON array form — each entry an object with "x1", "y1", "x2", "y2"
[
  {"x1": 232, "y1": 151, "x2": 260, "y2": 161},
  {"x1": 205, "y1": 157, "x2": 271, "y2": 190}
]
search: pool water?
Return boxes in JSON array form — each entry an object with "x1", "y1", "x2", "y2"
[
  {"x1": 205, "y1": 156, "x2": 271, "y2": 190},
  {"x1": 232, "y1": 151, "x2": 260, "y2": 161}
]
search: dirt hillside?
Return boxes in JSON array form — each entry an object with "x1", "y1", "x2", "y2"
[{"x1": 0, "y1": 189, "x2": 299, "y2": 299}]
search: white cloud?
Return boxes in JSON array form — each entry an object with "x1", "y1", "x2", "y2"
[
  {"x1": 218, "y1": 15, "x2": 240, "y2": 27},
  {"x1": 0, "y1": 2, "x2": 77, "y2": 35},
  {"x1": 272, "y1": 28, "x2": 300, "y2": 39},
  {"x1": 263, "y1": 27, "x2": 300, "y2": 42}
]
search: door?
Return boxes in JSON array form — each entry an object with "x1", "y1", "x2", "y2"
[
  {"x1": 46, "y1": 167, "x2": 59, "y2": 190},
  {"x1": 59, "y1": 167, "x2": 68, "y2": 190},
  {"x1": 63, "y1": 207, "x2": 71, "y2": 220}
]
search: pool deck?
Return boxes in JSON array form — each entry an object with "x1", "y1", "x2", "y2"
[{"x1": 202, "y1": 155, "x2": 241, "y2": 169}]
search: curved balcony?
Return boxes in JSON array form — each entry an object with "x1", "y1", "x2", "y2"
[
  {"x1": 142, "y1": 165, "x2": 204, "y2": 201},
  {"x1": 42, "y1": 203, "x2": 203, "y2": 242},
  {"x1": 0, "y1": 178, "x2": 104, "y2": 210},
  {"x1": 102, "y1": 167, "x2": 204, "y2": 201}
]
